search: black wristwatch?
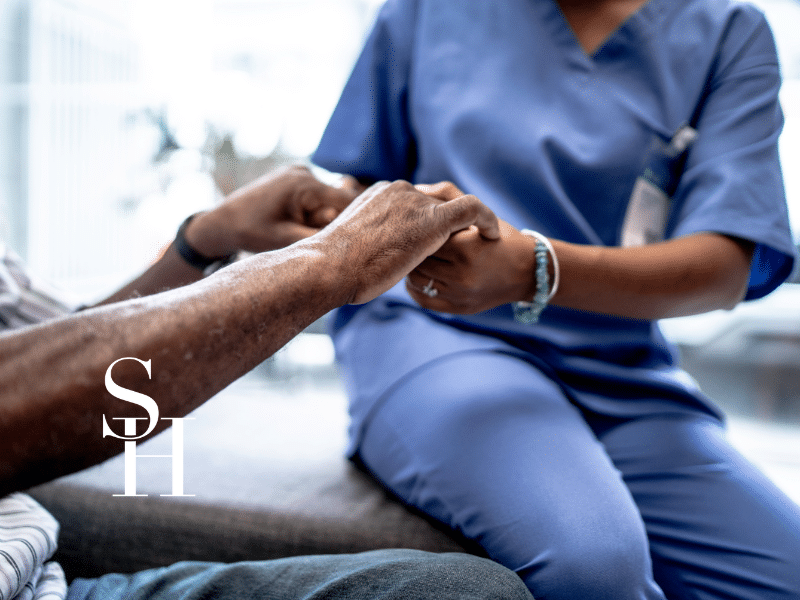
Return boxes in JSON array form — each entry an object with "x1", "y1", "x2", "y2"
[{"x1": 174, "y1": 213, "x2": 236, "y2": 271}]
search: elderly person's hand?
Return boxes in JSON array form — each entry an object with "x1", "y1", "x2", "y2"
[{"x1": 184, "y1": 165, "x2": 358, "y2": 257}]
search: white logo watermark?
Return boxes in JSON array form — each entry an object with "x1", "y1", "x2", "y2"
[{"x1": 103, "y1": 357, "x2": 193, "y2": 497}]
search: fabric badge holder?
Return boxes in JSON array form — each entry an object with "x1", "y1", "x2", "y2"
[{"x1": 620, "y1": 124, "x2": 697, "y2": 247}]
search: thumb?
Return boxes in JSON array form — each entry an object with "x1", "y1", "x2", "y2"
[
  {"x1": 434, "y1": 194, "x2": 500, "y2": 240},
  {"x1": 272, "y1": 222, "x2": 321, "y2": 249},
  {"x1": 298, "y1": 183, "x2": 356, "y2": 220},
  {"x1": 309, "y1": 206, "x2": 339, "y2": 227},
  {"x1": 323, "y1": 186, "x2": 359, "y2": 213},
  {"x1": 336, "y1": 175, "x2": 367, "y2": 195}
]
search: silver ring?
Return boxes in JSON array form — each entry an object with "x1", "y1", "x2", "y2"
[{"x1": 421, "y1": 279, "x2": 438, "y2": 298}]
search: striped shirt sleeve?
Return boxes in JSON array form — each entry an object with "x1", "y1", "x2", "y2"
[
  {"x1": 0, "y1": 243, "x2": 72, "y2": 331},
  {"x1": 0, "y1": 242, "x2": 70, "y2": 599},
  {"x1": 0, "y1": 494, "x2": 66, "y2": 600}
]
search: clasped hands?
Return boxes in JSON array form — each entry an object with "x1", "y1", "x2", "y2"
[
  {"x1": 406, "y1": 183, "x2": 539, "y2": 314},
  {"x1": 185, "y1": 166, "x2": 532, "y2": 313}
]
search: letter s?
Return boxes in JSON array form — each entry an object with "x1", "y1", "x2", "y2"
[{"x1": 102, "y1": 357, "x2": 159, "y2": 440}]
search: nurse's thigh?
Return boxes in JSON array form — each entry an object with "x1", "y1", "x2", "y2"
[
  {"x1": 601, "y1": 414, "x2": 800, "y2": 600},
  {"x1": 358, "y1": 351, "x2": 664, "y2": 600}
]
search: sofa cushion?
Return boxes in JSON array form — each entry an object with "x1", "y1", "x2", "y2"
[{"x1": 28, "y1": 376, "x2": 481, "y2": 579}]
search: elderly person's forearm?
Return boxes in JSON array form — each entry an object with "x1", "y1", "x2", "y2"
[{"x1": 0, "y1": 180, "x2": 498, "y2": 495}]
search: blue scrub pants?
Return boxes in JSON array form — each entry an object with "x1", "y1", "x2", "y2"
[
  {"x1": 65, "y1": 549, "x2": 533, "y2": 600},
  {"x1": 358, "y1": 351, "x2": 800, "y2": 600}
]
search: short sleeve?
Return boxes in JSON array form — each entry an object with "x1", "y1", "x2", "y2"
[
  {"x1": 312, "y1": 0, "x2": 418, "y2": 182},
  {"x1": 670, "y1": 5, "x2": 797, "y2": 300}
]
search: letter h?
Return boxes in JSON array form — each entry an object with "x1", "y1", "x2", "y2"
[{"x1": 111, "y1": 417, "x2": 194, "y2": 497}]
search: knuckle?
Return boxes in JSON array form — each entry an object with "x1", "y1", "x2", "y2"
[
  {"x1": 367, "y1": 180, "x2": 391, "y2": 194},
  {"x1": 390, "y1": 179, "x2": 415, "y2": 193}
]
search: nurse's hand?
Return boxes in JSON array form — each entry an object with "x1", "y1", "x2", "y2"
[{"x1": 406, "y1": 218, "x2": 540, "y2": 314}]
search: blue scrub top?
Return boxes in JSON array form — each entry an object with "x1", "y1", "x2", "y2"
[{"x1": 313, "y1": 0, "x2": 799, "y2": 447}]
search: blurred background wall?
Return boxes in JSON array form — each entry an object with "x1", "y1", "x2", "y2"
[{"x1": 0, "y1": 0, "x2": 383, "y2": 300}]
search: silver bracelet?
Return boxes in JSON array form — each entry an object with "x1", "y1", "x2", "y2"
[{"x1": 512, "y1": 229, "x2": 560, "y2": 324}]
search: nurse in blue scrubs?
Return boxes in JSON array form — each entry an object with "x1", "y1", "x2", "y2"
[{"x1": 313, "y1": 1, "x2": 800, "y2": 598}]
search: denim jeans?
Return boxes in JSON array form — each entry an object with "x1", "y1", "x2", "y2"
[{"x1": 65, "y1": 549, "x2": 532, "y2": 600}]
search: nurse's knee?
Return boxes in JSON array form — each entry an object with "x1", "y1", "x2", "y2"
[{"x1": 518, "y1": 524, "x2": 659, "y2": 600}]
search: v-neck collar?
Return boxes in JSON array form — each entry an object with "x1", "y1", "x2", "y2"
[{"x1": 543, "y1": 0, "x2": 667, "y2": 68}]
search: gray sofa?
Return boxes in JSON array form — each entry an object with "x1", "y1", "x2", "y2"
[{"x1": 28, "y1": 374, "x2": 482, "y2": 580}]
